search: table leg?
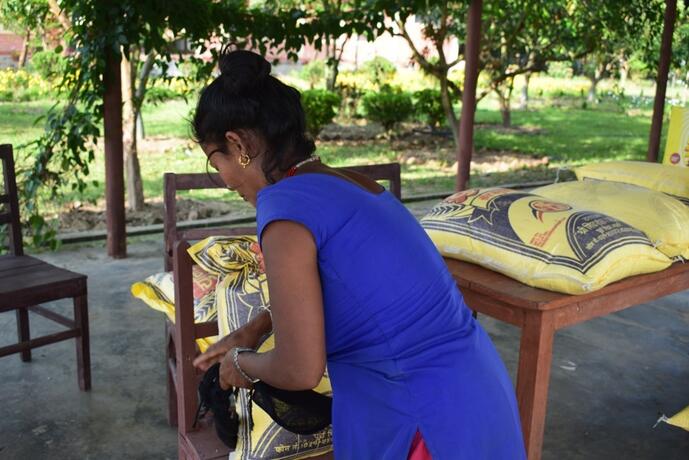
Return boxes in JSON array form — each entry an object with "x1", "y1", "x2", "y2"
[
  {"x1": 516, "y1": 310, "x2": 556, "y2": 460},
  {"x1": 74, "y1": 294, "x2": 91, "y2": 391},
  {"x1": 16, "y1": 306, "x2": 31, "y2": 362}
]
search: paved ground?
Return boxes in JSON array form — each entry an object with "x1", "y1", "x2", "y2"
[{"x1": 1, "y1": 201, "x2": 689, "y2": 459}]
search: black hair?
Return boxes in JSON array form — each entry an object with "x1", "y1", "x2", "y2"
[{"x1": 192, "y1": 48, "x2": 316, "y2": 183}]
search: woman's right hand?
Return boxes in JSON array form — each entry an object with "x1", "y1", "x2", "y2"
[{"x1": 192, "y1": 310, "x2": 272, "y2": 371}]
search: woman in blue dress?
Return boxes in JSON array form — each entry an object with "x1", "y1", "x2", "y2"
[{"x1": 192, "y1": 49, "x2": 525, "y2": 459}]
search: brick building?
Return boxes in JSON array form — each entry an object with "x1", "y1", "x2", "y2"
[{"x1": 0, "y1": 25, "x2": 23, "y2": 69}]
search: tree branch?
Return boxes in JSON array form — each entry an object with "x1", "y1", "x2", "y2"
[
  {"x1": 47, "y1": 0, "x2": 71, "y2": 32},
  {"x1": 134, "y1": 51, "x2": 156, "y2": 108}
]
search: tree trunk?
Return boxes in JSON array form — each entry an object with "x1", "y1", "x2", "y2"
[
  {"x1": 47, "y1": 0, "x2": 71, "y2": 54},
  {"x1": 326, "y1": 58, "x2": 339, "y2": 91},
  {"x1": 587, "y1": 76, "x2": 598, "y2": 103},
  {"x1": 587, "y1": 64, "x2": 604, "y2": 103},
  {"x1": 519, "y1": 73, "x2": 530, "y2": 110},
  {"x1": 137, "y1": 113, "x2": 145, "y2": 140},
  {"x1": 18, "y1": 29, "x2": 30, "y2": 68},
  {"x1": 121, "y1": 53, "x2": 145, "y2": 212},
  {"x1": 134, "y1": 52, "x2": 155, "y2": 141},
  {"x1": 619, "y1": 57, "x2": 629, "y2": 90},
  {"x1": 498, "y1": 91, "x2": 511, "y2": 127},
  {"x1": 325, "y1": 36, "x2": 346, "y2": 91},
  {"x1": 440, "y1": 75, "x2": 460, "y2": 148}
]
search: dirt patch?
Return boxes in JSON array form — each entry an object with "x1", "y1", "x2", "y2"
[
  {"x1": 470, "y1": 149, "x2": 549, "y2": 174},
  {"x1": 57, "y1": 198, "x2": 240, "y2": 233}
]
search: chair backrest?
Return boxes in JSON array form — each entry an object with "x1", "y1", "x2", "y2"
[
  {"x1": 0, "y1": 144, "x2": 23, "y2": 256},
  {"x1": 163, "y1": 162, "x2": 402, "y2": 271}
]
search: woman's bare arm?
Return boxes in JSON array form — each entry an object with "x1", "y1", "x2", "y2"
[
  {"x1": 193, "y1": 309, "x2": 272, "y2": 371},
  {"x1": 220, "y1": 220, "x2": 327, "y2": 390}
]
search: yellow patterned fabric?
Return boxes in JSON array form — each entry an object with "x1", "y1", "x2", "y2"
[
  {"x1": 421, "y1": 188, "x2": 671, "y2": 294},
  {"x1": 189, "y1": 236, "x2": 269, "y2": 336},
  {"x1": 131, "y1": 266, "x2": 218, "y2": 352},
  {"x1": 189, "y1": 236, "x2": 333, "y2": 460}
]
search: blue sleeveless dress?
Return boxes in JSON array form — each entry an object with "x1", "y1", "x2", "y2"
[{"x1": 256, "y1": 174, "x2": 525, "y2": 460}]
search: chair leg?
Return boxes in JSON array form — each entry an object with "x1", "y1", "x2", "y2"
[
  {"x1": 16, "y1": 306, "x2": 31, "y2": 362},
  {"x1": 166, "y1": 321, "x2": 179, "y2": 427},
  {"x1": 73, "y1": 294, "x2": 91, "y2": 391}
]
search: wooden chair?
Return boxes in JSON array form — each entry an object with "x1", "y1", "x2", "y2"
[
  {"x1": 0, "y1": 144, "x2": 90, "y2": 391},
  {"x1": 163, "y1": 163, "x2": 401, "y2": 459}
]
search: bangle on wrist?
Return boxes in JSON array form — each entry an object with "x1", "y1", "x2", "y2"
[{"x1": 232, "y1": 347, "x2": 259, "y2": 384}]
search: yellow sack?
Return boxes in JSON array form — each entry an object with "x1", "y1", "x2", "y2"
[
  {"x1": 533, "y1": 180, "x2": 689, "y2": 259},
  {"x1": 131, "y1": 266, "x2": 218, "y2": 352},
  {"x1": 663, "y1": 106, "x2": 689, "y2": 167},
  {"x1": 421, "y1": 188, "x2": 671, "y2": 295},
  {"x1": 574, "y1": 161, "x2": 689, "y2": 205},
  {"x1": 189, "y1": 236, "x2": 333, "y2": 460},
  {"x1": 189, "y1": 236, "x2": 269, "y2": 337},
  {"x1": 232, "y1": 335, "x2": 333, "y2": 460}
]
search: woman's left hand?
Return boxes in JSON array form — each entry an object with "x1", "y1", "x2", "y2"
[{"x1": 219, "y1": 351, "x2": 254, "y2": 390}]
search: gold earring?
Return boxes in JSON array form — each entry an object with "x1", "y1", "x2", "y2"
[{"x1": 239, "y1": 153, "x2": 251, "y2": 168}]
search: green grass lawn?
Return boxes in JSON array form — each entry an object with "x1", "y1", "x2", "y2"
[
  {"x1": 473, "y1": 104, "x2": 657, "y2": 164},
  {"x1": 3, "y1": 89, "x2": 670, "y2": 211}
]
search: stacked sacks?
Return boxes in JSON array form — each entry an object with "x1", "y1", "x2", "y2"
[
  {"x1": 188, "y1": 236, "x2": 333, "y2": 460},
  {"x1": 533, "y1": 180, "x2": 689, "y2": 260},
  {"x1": 131, "y1": 265, "x2": 218, "y2": 352},
  {"x1": 421, "y1": 188, "x2": 671, "y2": 295},
  {"x1": 574, "y1": 161, "x2": 689, "y2": 205}
]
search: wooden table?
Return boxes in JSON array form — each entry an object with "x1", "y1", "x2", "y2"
[{"x1": 444, "y1": 258, "x2": 689, "y2": 460}]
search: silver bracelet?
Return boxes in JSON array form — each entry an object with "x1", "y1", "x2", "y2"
[{"x1": 231, "y1": 347, "x2": 259, "y2": 384}]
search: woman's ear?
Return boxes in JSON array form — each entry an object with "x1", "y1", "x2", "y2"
[{"x1": 224, "y1": 131, "x2": 245, "y2": 156}]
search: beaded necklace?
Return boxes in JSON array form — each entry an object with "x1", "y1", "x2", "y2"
[{"x1": 286, "y1": 155, "x2": 320, "y2": 177}]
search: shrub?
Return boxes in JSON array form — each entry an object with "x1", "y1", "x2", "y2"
[
  {"x1": 299, "y1": 60, "x2": 326, "y2": 89},
  {"x1": 145, "y1": 77, "x2": 193, "y2": 104},
  {"x1": 413, "y1": 89, "x2": 445, "y2": 129},
  {"x1": 146, "y1": 85, "x2": 180, "y2": 104},
  {"x1": 301, "y1": 89, "x2": 341, "y2": 137},
  {"x1": 362, "y1": 86, "x2": 413, "y2": 131},
  {"x1": 29, "y1": 50, "x2": 66, "y2": 80},
  {"x1": 361, "y1": 56, "x2": 396, "y2": 88},
  {"x1": 0, "y1": 69, "x2": 52, "y2": 102}
]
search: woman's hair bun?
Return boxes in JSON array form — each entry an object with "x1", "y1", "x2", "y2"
[{"x1": 218, "y1": 49, "x2": 271, "y2": 93}]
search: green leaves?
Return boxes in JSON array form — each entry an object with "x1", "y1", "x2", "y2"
[
  {"x1": 362, "y1": 86, "x2": 414, "y2": 132},
  {"x1": 301, "y1": 89, "x2": 342, "y2": 137}
]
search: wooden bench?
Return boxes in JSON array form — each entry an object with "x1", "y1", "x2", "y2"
[
  {"x1": 0, "y1": 144, "x2": 90, "y2": 391},
  {"x1": 445, "y1": 257, "x2": 689, "y2": 460},
  {"x1": 163, "y1": 164, "x2": 402, "y2": 459}
]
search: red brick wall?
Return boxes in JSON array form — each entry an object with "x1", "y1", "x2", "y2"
[{"x1": 0, "y1": 32, "x2": 23, "y2": 56}]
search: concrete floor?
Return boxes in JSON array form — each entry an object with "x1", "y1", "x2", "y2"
[{"x1": 2, "y1": 216, "x2": 689, "y2": 459}]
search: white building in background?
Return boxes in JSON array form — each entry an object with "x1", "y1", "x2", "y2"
[{"x1": 295, "y1": 16, "x2": 460, "y2": 71}]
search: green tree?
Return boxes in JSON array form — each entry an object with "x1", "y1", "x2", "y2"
[
  {"x1": 20, "y1": 0, "x2": 320, "y2": 247},
  {"x1": 570, "y1": 0, "x2": 665, "y2": 104},
  {"x1": 261, "y1": 0, "x2": 362, "y2": 90}
]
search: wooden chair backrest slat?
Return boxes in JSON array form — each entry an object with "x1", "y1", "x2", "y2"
[
  {"x1": 163, "y1": 162, "x2": 402, "y2": 271},
  {"x1": 0, "y1": 144, "x2": 23, "y2": 256},
  {"x1": 343, "y1": 163, "x2": 402, "y2": 200}
]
